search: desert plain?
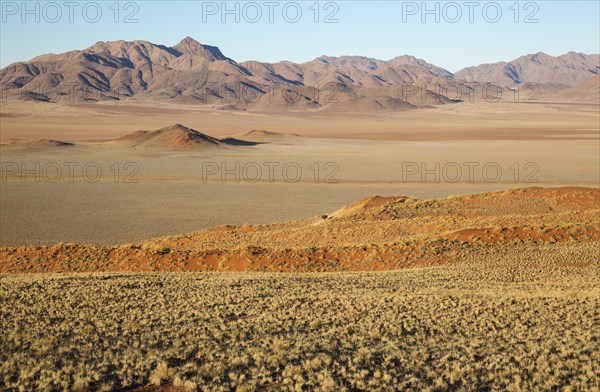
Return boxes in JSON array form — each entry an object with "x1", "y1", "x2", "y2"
[
  {"x1": 0, "y1": 37, "x2": 599, "y2": 391},
  {"x1": 0, "y1": 96, "x2": 599, "y2": 391},
  {"x1": 1, "y1": 99, "x2": 598, "y2": 246}
]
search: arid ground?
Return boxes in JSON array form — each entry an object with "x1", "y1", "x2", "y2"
[
  {"x1": 0, "y1": 98, "x2": 599, "y2": 391},
  {"x1": 1, "y1": 253, "x2": 598, "y2": 391},
  {"x1": 1, "y1": 100, "x2": 598, "y2": 246},
  {"x1": 1, "y1": 186, "x2": 599, "y2": 390}
]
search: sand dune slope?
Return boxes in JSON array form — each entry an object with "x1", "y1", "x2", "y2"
[
  {"x1": 1, "y1": 187, "x2": 598, "y2": 273},
  {"x1": 114, "y1": 123, "x2": 253, "y2": 150}
]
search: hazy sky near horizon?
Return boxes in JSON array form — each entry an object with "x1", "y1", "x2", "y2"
[{"x1": 1, "y1": 1, "x2": 598, "y2": 71}]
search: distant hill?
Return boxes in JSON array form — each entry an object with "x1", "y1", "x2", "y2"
[
  {"x1": 115, "y1": 124, "x2": 248, "y2": 150},
  {"x1": 454, "y1": 52, "x2": 599, "y2": 87},
  {"x1": 541, "y1": 75, "x2": 600, "y2": 104},
  {"x1": 1, "y1": 37, "x2": 598, "y2": 111}
]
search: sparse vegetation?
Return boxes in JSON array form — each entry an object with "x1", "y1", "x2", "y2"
[
  {"x1": 1, "y1": 187, "x2": 598, "y2": 390},
  {"x1": 1, "y1": 243, "x2": 598, "y2": 391}
]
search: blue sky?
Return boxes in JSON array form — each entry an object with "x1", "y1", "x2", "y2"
[{"x1": 1, "y1": 1, "x2": 599, "y2": 72}]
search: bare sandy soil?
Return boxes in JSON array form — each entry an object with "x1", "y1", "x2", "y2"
[
  {"x1": 1, "y1": 101, "x2": 598, "y2": 246},
  {"x1": 1, "y1": 100, "x2": 598, "y2": 142}
]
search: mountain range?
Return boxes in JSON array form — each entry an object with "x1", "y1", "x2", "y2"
[{"x1": 1, "y1": 37, "x2": 598, "y2": 110}]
